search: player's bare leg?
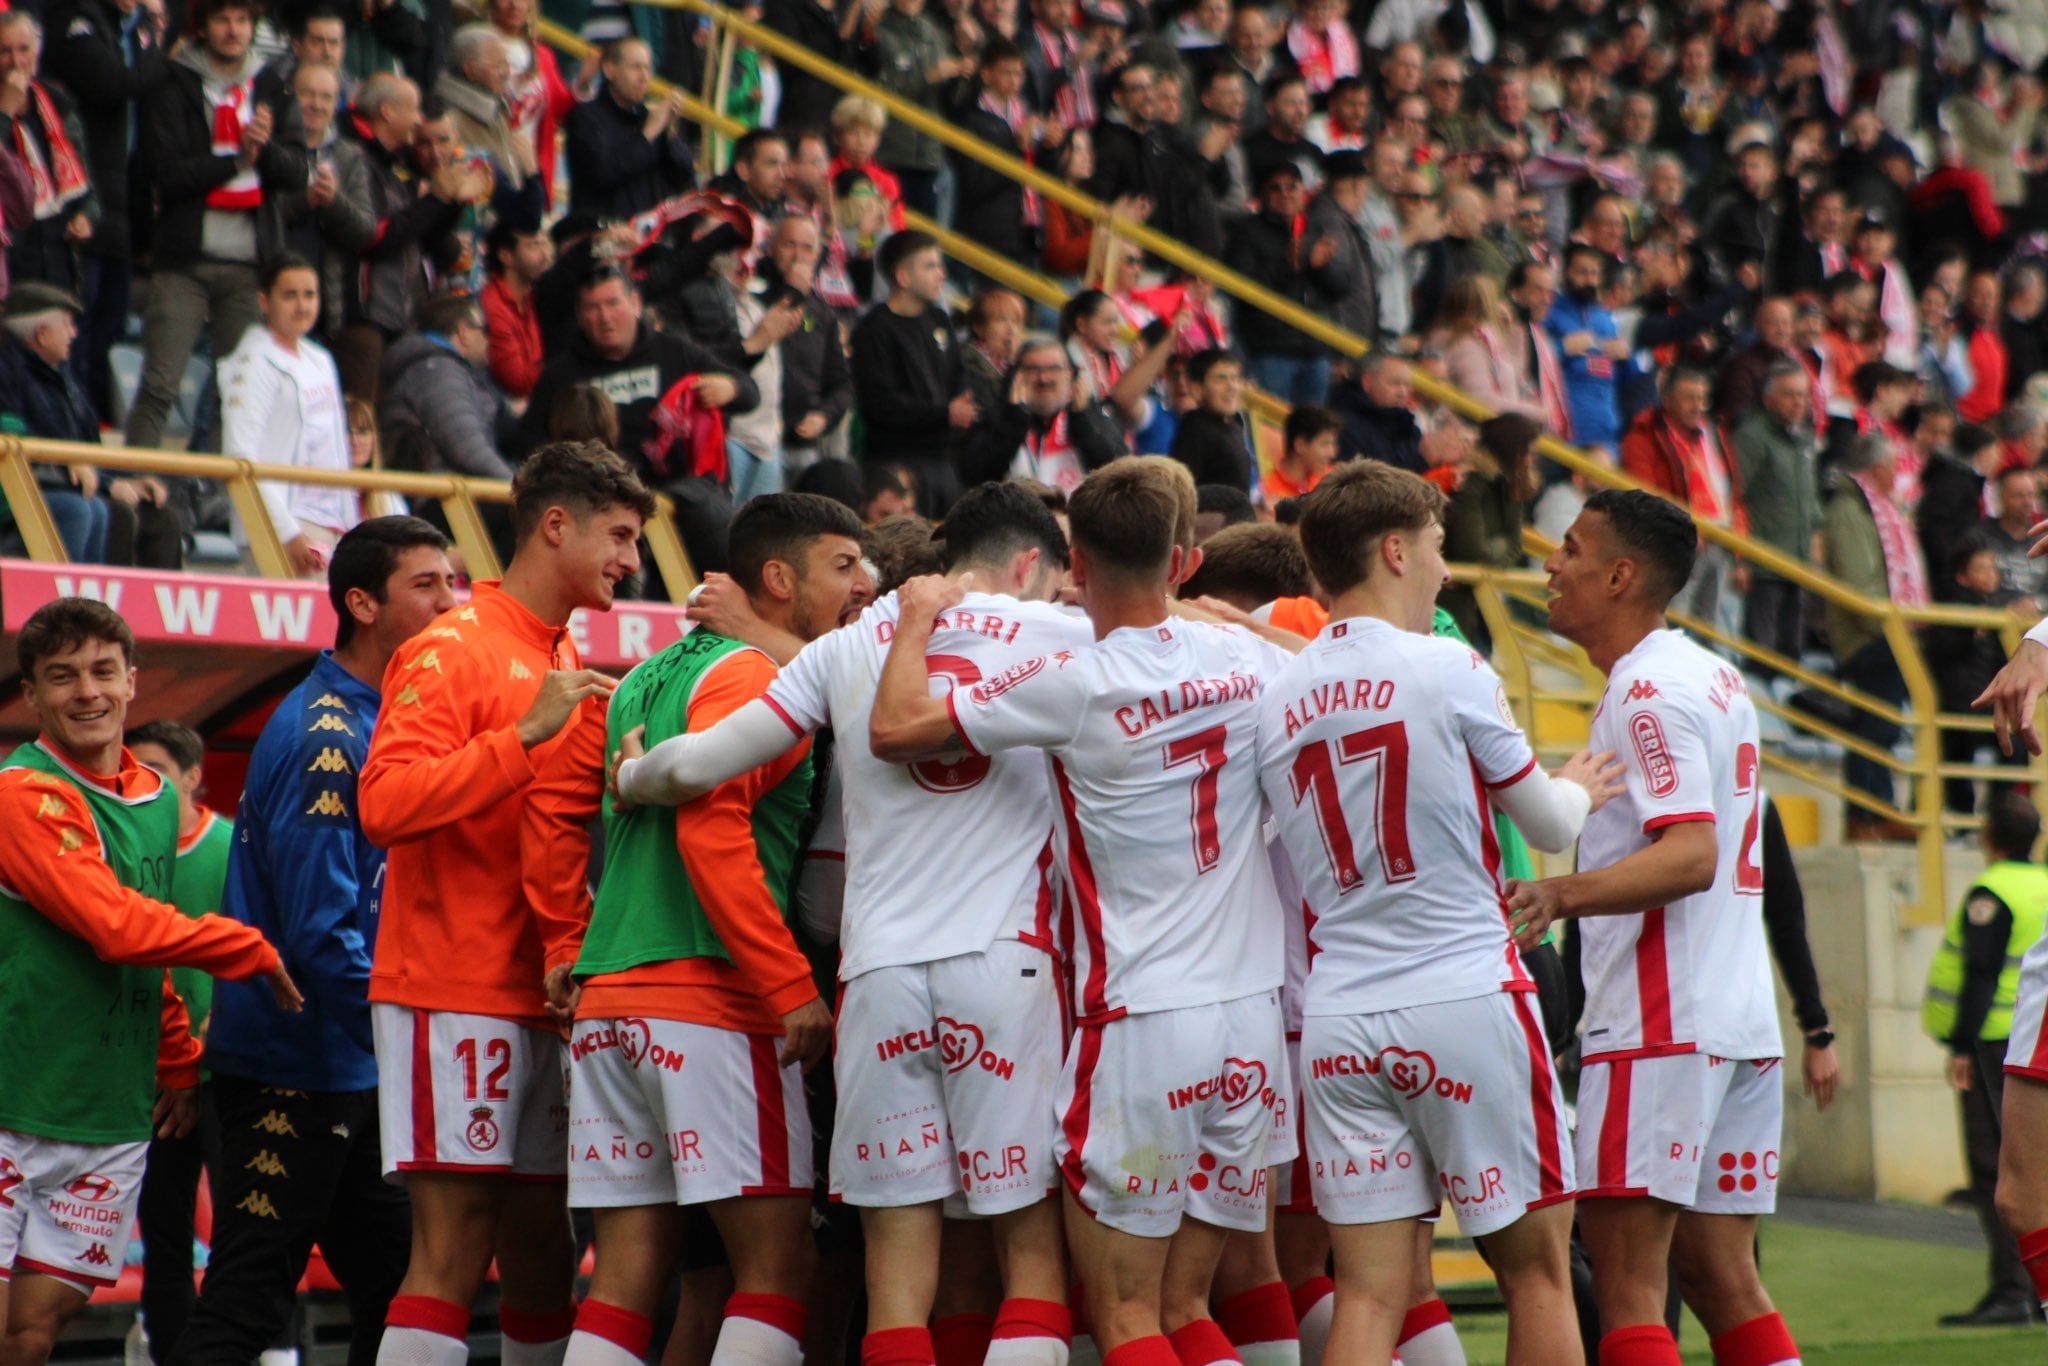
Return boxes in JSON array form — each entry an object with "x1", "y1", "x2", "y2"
[
  {"x1": 572, "y1": 1204, "x2": 684, "y2": 1365},
  {"x1": 704, "y1": 1194, "x2": 817, "y2": 1366},
  {"x1": 1324, "y1": 1218, "x2": 1418, "y2": 1365},
  {"x1": 988, "y1": 1201, "x2": 1072, "y2": 1366},
  {"x1": 1160, "y1": 1215, "x2": 1241, "y2": 1365},
  {"x1": 934, "y1": 1219, "x2": 1000, "y2": 1366},
  {"x1": 1576, "y1": 1197, "x2": 1682, "y2": 1363},
  {"x1": 659, "y1": 1266, "x2": 734, "y2": 1366},
  {"x1": 1395, "y1": 1224, "x2": 1467, "y2": 1366},
  {"x1": 377, "y1": 1173, "x2": 507, "y2": 1364},
  {"x1": 862, "y1": 1203, "x2": 945, "y2": 1333},
  {"x1": 1213, "y1": 1193, "x2": 1300, "y2": 1366},
  {"x1": 1997, "y1": 1074, "x2": 2048, "y2": 1321},
  {"x1": 1275, "y1": 1209, "x2": 1332, "y2": 1366},
  {"x1": 1672, "y1": 1213, "x2": 1800, "y2": 1364},
  {"x1": 1474, "y1": 1203, "x2": 1581, "y2": 1366},
  {"x1": 494, "y1": 1181, "x2": 579, "y2": 1363},
  {"x1": 1063, "y1": 1189, "x2": 1174, "y2": 1355},
  {"x1": 0, "y1": 1274, "x2": 87, "y2": 1366}
]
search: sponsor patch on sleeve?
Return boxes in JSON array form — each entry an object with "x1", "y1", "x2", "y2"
[{"x1": 1628, "y1": 710, "x2": 1678, "y2": 797}]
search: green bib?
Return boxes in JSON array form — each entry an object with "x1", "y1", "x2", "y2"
[
  {"x1": 578, "y1": 632, "x2": 813, "y2": 978},
  {"x1": 168, "y1": 813, "x2": 235, "y2": 1036},
  {"x1": 0, "y1": 743, "x2": 179, "y2": 1144},
  {"x1": 1924, "y1": 861, "x2": 2048, "y2": 1043}
]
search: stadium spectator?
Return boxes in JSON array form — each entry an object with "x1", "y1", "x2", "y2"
[
  {"x1": 488, "y1": 0, "x2": 575, "y2": 206},
  {"x1": 759, "y1": 213, "x2": 854, "y2": 470},
  {"x1": 960, "y1": 284, "x2": 1025, "y2": 430},
  {"x1": 278, "y1": 62, "x2": 376, "y2": 343},
  {"x1": 0, "y1": 13, "x2": 97, "y2": 295},
  {"x1": 1546, "y1": 243, "x2": 1628, "y2": 458},
  {"x1": 125, "y1": 719, "x2": 234, "y2": 1364},
  {"x1": 1168, "y1": 346, "x2": 1252, "y2": 493},
  {"x1": 1087, "y1": 61, "x2": 1219, "y2": 256},
  {"x1": 435, "y1": 25, "x2": 540, "y2": 217},
  {"x1": 1943, "y1": 63, "x2": 2045, "y2": 215},
  {"x1": 125, "y1": 0, "x2": 308, "y2": 454},
  {"x1": 1822, "y1": 433, "x2": 1927, "y2": 839},
  {"x1": 1927, "y1": 536, "x2": 2024, "y2": 818},
  {"x1": 480, "y1": 217, "x2": 552, "y2": 405},
  {"x1": 0, "y1": 283, "x2": 112, "y2": 563},
  {"x1": 1719, "y1": 297, "x2": 1801, "y2": 426},
  {"x1": 1620, "y1": 365, "x2": 1743, "y2": 637},
  {"x1": 1304, "y1": 150, "x2": 1377, "y2": 347},
  {"x1": 1224, "y1": 162, "x2": 1345, "y2": 406},
  {"x1": 1437, "y1": 274, "x2": 1539, "y2": 421},
  {"x1": 1779, "y1": 186, "x2": 1851, "y2": 297},
  {"x1": 1306, "y1": 74, "x2": 1370, "y2": 155},
  {"x1": 863, "y1": 0, "x2": 961, "y2": 217},
  {"x1": 379, "y1": 291, "x2": 516, "y2": 497},
  {"x1": 1505, "y1": 260, "x2": 1570, "y2": 439},
  {"x1": 1986, "y1": 465, "x2": 2048, "y2": 611},
  {"x1": 44, "y1": 0, "x2": 168, "y2": 422},
  {"x1": 1732, "y1": 362, "x2": 1821, "y2": 668},
  {"x1": 1262, "y1": 401, "x2": 1338, "y2": 505},
  {"x1": 963, "y1": 331, "x2": 1121, "y2": 490},
  {"x1": 952, "y1": 39, "x2": 1040, "y2": 271},
  {"x1": 1336, "y1": 351, "x2": 1427, "y2": 474},
  {"x1": 1242, "y1": 70, "x2": 1324, "y2": 193},
  {"x1": 1439, "y1": 411, "x2": 1540, "y2": 653},
  {"x1": 1700, "y1": 137, "x2": 1784, "y2": 290},
  {"x1": 849, "y1": 229, "x2": 971, "y2": 515},
  {"x1": 1959, "y1": 271, "x2": 2011, "y2": 425},
  {"x1": 2003, "y1": 263, "x2": 2047, "y2": 403},
  {"x1": 564, "y1": 37, "x2": 695, "y2": 220}
]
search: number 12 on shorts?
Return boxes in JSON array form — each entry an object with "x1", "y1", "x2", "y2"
[
  {"x1": 456, "y1": 1037, "x2": 511, "y2": 1101},
  {"x1": 1288, "y1": 721, "x2": 1415, "y2": 889}
]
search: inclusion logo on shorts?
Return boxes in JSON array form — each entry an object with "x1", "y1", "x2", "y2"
[{"x1": 1166, "y1": 1057, "x2": 1270, "y2": 1113}]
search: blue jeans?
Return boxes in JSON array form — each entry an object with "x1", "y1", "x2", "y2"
[
  {"x1": 44, "y1": 489, "x2": 110, "y2": 562},
  {"x1": 727, "y1": 439, "x2": 783, "y2": 506},
  {"x1": 1247, "y1": 354, "x2": 1332, "y2": 408}
]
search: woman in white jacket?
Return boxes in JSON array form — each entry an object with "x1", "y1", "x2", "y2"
[{"x1": 219, "y1": 254, "x2": 359, "y2": 575}]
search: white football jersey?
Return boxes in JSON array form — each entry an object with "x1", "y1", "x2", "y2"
[
  {"x1": 1576, "y1": 630, "x2": 1781, "y2": 1062},
  {"x1": 766, "y1": 591, "x2": 1092, "y2": 979},
  {"x1": 1257, "y1": 617, "x2": 1540, "y2": 1017},
  {"x1": 950, "y1": 618, "x2": 1290, "y2": 1019}
]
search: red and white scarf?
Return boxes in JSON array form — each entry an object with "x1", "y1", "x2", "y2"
[
  {"x1": 1014, "y1": 409, "x2": 1084, "y2": 492},
  {"x1": 1531, "y1": 324, "x2": 1571, "y2": 439},
  {"x1": 14, "y1": 84, "x2": 89, "y2": 221},
  {"x1": 1850, "y1": 468, "x2": 1929, "y2": 608},
  {"x1": 1286, "y1": 20, "x2": 1358, "y2": 95},
  {"x1": 1034, "y1": 23, "x2": 1093, "y2": 129},
  {"x1": 980, "y1": 89, "x2": 1039, "y2": 226},
  {"x1": 207, "y1": 78, "x2": 263, "y2": 211}
]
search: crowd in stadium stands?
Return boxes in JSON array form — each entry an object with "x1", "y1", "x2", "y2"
[{"x1": 0, "y1": 0, "x2": 2041, "y2": 835}]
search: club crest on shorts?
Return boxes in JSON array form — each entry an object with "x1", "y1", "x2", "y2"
[{"x1": 467, "y1": 1106, "x2": 501, "y2": 1153}]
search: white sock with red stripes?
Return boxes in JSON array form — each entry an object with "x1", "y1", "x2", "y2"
[
  {"x1": 1289, "y1": 1278, "x2": 1334, "y2": 1366},
  {"x1": 1394, "y1": 1301, "x2": 1463, "y2": 1366},
  {"x1": 985, "y1": 1297, "x2": 1073, "y2": 1366},
  {"x1": 1215, "y1": 1282, "x2": 1299, "y2": 1366},
  {"x1": 712, "y1": 1293, "x2": 807, "y2": 1366},
  {"x1": 564, "y1": 1301, "x2": 653, "y2": 1366},
  {"x1": 377, "y1": 1296, "x2": 470, "y2": 1366}
]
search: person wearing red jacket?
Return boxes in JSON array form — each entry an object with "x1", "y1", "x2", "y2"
[
  {"x1": 489, "y1": 0, "x2": 576, "y2": 208},
  {"x1": 1620, "y1": 364, "x2": 1747, "y2": 634}
]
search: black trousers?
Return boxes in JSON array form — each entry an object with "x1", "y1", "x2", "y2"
[
  {"x1": 1744, "y1": 578, "x2": 1803, "y2": 676},
  {"x1": 1968, "y1": 1041, "x2": 2033, "y2": 1305},
  {"x1": 168, "y1": 1075, "x2": 412, "y2": 1366},
  {"x1": 138, "y1": 1092, "x2": 221, "y2": 1360}
]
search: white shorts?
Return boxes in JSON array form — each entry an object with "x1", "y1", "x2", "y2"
[
  {"x1": 1056, "y1": 991, "x2": 1285, "y2": 1238},
  {"x1": 1575, "y1": 1052, "x2": 1783, "y2": 1214},
  {"x1": 2005, "y1": 945, "x2": 2048, "y2": 1081},
  {"x1": 1273, "y1": 1034, "x2": 1316, "y2": 1215},
  {"x1": 0, "y1": 1130, "x2": 148, "y2": 1294},
  {"x1": 567, "y1": 1017, "x2": 812, "y2": 1208},
  {"x1": 372, "y1": 1005, "x2": 568, "y2": 1179},
  {"x1": 832, "y1": 940, "x2": 1062, "y2": 1215},
  {"x1": 1302, "y1": 992, "x2": 1572, "y2": 1237}
]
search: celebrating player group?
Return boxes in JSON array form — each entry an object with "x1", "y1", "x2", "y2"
[{"x1": 15, "y1": 435, "x2": 1994, "y2": 1366}]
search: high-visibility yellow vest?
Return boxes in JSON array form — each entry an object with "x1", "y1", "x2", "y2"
[{"x1": 1923, "y1": 861, "x2": 2048, "y2": 1043}]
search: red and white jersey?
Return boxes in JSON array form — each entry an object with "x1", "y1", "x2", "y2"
[
  {"x1": 765, "y1": 591, "x2": 1092, "y2": 979},
  {"x1": 1577, "y1": 630, "x2": 1780, "y2": 1063},
  {"x1": 1271, "y1": 829, "x2": 1314, "y2": 1038},
  {"x1": 1257, "y1": 617, "x2": 1540, "y2": 1017},
  {"x1": 949, "y1": 618, "x2": 1291, "y2": 1020}
]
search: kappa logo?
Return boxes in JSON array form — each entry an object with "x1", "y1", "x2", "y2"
[
  {"x1": 422, "y1": 626, "x2": 464, "y2": 640},
  {"x1": 306, "y1": 791, "x2": 350, "y2": 818},
  {"x1": 80, "y1": 1243, "x2": 112, "y2": 1268},
  {"x1": 308, "y1": 714, "x2": 354, "y2": 734},
  {"x1": 509, "y1": 659, "x2": 535, "y2": 681},
  {"x1": 457, "y1": 607, "x2": 479, "y2": 622},
  {"x1": 968, "y1": 656, "x2": 1045, "y2": 704},
  {"x1": 306, "y1": 748, "x2": 352, "y2": 774},
  {"x1": 1624, "y1": 679, "x2": 1661, "y2": 703},
  {"x1": 310, "y1": 693, "x2": 352, "y2": 711},
  {"x1": 58, "y1": 827, "x2": 83, "y2": 854},
  {"x1": 236, "y1": 1191, "x2": 280, "y2": 1220},
  {"x1": 254, "y1": 1110, "x2": 300, "y2": 1138},
  {"x1": 467, "y1": 1106, "x2": 501, "y2": 1153},
  {"x1": 1628, "y1": 711, "x2": 1679, "y2": 797},
  {"x1": 64, "y1": 1173, "x2": 120, "y2": 1203},
  {"x1": 245, "y1": 1150, "x2": 288, "y2": 1178},
  {"x1": 406, "y1": 648, "x2": 444, "y2": 674},
  {"x1": 395, "y1": 685, "x2": 423, "y2": 708},
  {"x1": 35, "y1": 793, "x2": 66, "y2": 819}
]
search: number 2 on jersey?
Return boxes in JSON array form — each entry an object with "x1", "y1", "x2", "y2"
[
  {"x1": 455, "y1": 1037, "x2": 511, "y2": 1101},
  {"x1": 1288, "y1": 721, "x2": 1416, "y2": 890},
  {"x1": 1733, "y1": 741, "x2": 1763, "y2": 894},
  {"x1": 1163, "y1": 723, "x2": 1228, "y2": 874}
]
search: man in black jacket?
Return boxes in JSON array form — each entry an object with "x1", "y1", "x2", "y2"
[
  {"x1": 1170, "y1": 348, "x2": 1253, "y2": 493},
  {"x1": 759, "y1": 214, "x2": 854, "y2": 467},
  {"x1": 848, "y1": 228, "x2": 975, "y2": 515},
  {"x1": 962, "y1": 333, "x2": 1122, "y2": 489},
  {"x1": 1085, "y1": 61, "x2": 1220, "y2": 258},
  {"x1": 45, "y1": 0, "x2": 169, "y2": 424},
  {"x1": 1223, "y1": 162, "x2": 1347, "y2": 406},
  {"x1": 1333, "y1": 352, "x2": 1427, "y2": 473},
  {"x1": 951, "y1": 40, "x2": 1035, "y2": 270},
  {"x1": 126, "y1": 0, "x2": 307, "y2": 459},
  {"x1": 564, "y1": 36, "x2": 694, "y2": 221}
]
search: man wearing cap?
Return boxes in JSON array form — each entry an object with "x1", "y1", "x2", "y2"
[
  {"x1": 0, "y1": 282, "x2": 177, "y2": 565},
  {"x1": 1306, "y1": 151, "x2": 1378, "y2": 349}
]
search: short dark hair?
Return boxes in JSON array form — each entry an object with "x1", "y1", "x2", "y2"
[
  {"x1": 1950, "y1": 528, "x2": 1999, "y2": 579},
  {"x1": 1851, "y1": 360, "x2": 1911, "y2": 404},
  {"x1": 293, "y1": 4, "x2": 347, "y2": 35},
  {"x1": 1581, "y1": 487, "x2": 1698, "y2": 606},
  {"x1": 417, "y1": 291, "x2": 483, "y2": 336},
  {"x1": 1984, "y1": 788, "x2": 2042, "y2": 862},
  {"x1": 792, "y1": 457, "x2": 866, "y2": 514},
  {"x1": 979, "y1": 36, "x2": 1023, "y2": 69},
  {"x1": 1297, "y1": 461, "x2": 1447, "y2": 596},
  {"x1": 1262, "y1": 70, "x2": 1308, "y2": 104},
  {"x1": 17, "y1": 598, "x2": 133, "y2": 679},
  {"x1": 577, "y1": 264, "x2": 637, "y2": 299},
  {"x1": 727, "y1": 492, "x2": 865, "y2": 596},
  {"x1": 1284, "y1": 404, "x2": 1340, "y2": 451},
  {"x1": 933, "y1": 479, "x2": 1069, "y2": 573},
  {"x1": 1562, "y1": 241, "x2": 1606, "y2": 274},
  {"x1": 193, "y1": 0, "x2": 259, "y2": 28},
  {"x1": 1180, "y1": 523, "x2": 1310, "y2": 609},
  {"x1": 732, "y1": 127, "x2": 788, "y2": 167},
  {"x1": 863, "y1": 515, "x2": 944, "y2": 595},
  {"x1": 260, "y1": 253, "x2": 318, "y2": 292},
  {"x1": 510, "y1": 441, "x2": 656, "y2": 544},
  {"x1": 1955, "y1": 423, "x2": 1999, "y2": 463},
  {"x1": 485, "y1": 218, "x2": 542, "y2": 275},
  {"x1": 878, "y1": 229, "x2": 940, "y2": 292},
  {"x1": 327, "y1": 515, "x2": 449, "y2": 648},
  {"x1": 1067, "y1": 458, "x2": 1181, "y2": 581},
  {"x1": 1187, "y1": 348, "x2": 1241, "y2": 385},
  {"x1": 127, "y1": 719, "x2": 204, "y2": 772},
  {"x1": 1196, "y1": 482, "x2": 1256, "y2": 530}
]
